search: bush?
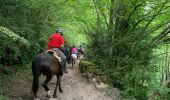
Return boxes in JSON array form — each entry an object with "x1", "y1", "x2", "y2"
[
  {"x1": 79, "y1": 60, "x2": 108, "y2": 83},
  {"x1": 79, "y1": 60, "x2": 95, "y2": 73}
]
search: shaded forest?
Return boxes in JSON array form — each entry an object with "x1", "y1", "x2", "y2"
[{"x1": 0, "y1": 0, "x2": 170, "y2": 99}]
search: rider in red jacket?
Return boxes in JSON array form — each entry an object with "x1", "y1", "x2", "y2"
[
  {"x1": 47, "y1": 29, "x2": 68, "y2": 73},
  {"x1": 47, "y1": 31, "x2": 64, "y2": 50}
]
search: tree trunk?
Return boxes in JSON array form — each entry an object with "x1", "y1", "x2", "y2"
[{"x1": 108, "y1": 0, "x2": 114, "y2": 32}]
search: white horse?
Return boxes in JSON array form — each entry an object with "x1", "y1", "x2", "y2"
[{"x1": 71, "y1": 54, "x2": 77, "y2": 68}]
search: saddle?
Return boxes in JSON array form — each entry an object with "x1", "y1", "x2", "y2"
[{"x1": 45, "y1": 50, "x2": 61, "y2": 62}]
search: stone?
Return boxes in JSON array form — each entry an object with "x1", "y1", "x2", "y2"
[{"x1": 95, "y1": 82, "x2": 108, "y2": 91}]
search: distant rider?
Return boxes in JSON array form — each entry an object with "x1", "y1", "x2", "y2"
[{"x1": 71, "y1": 46, "x2": 77, "y2": 59}]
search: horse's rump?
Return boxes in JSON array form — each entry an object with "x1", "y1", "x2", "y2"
[
  {"x1": 71, "y1": 54, "x2": 77, "y2": 59},
  {"x1": 32, "y1": 51, "x2": 61, "y2": 75},
  {"x1": 32, "y1": 51, "x2": 63, "y2": 98}
]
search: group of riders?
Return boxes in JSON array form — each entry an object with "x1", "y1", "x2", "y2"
[{"x1": 46, "y1": 29, "x2": 84, "y2": 74}]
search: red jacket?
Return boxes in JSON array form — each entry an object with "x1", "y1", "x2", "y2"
[{"x1": 47, "y1": 33, "x2": 64, "y2": 50}]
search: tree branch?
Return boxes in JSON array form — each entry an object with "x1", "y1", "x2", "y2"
[
  {"x1": 143, "y1": 2, "x2": 167, "y2": 30},
  {"x1": 108, "y1": 0, "x2": 114, "y2": 32},
  {"x1": 98, "y1": 2, "x2": 109, "y2": 29},
  {"x1": 146, "y1": 21, "x2": 170, "y2": 34},
  {"x1": 127, "y1": 1, "x2": 146, "y2": 23},
  {"x1": 134, "y1": 1, "x2": 169, "y2": 27},
  {"x1": 92, "y1": 0, "x2": 101, "y2": 27},
  {"x1": 152, "y1": 25, "x2": 170, "y2": 43}
]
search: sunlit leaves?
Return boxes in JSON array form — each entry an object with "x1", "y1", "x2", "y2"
[{"x1": 0, "y1": 26, "x2": 30, "y2": 46}]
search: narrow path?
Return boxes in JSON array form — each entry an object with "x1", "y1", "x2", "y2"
[
  {"x1": 36, "y1": 60, "x2": 117, "y2": 100},
  {"x1": 8, "y1": 59, "x2": 118, "y2": 100}
]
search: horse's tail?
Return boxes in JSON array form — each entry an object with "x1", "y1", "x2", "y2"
[{"x1": 32, "y1": 58, "x2": 41, "y2": 96}]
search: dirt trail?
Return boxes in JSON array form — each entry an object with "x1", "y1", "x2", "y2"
[{"x1": 11, "y1": 59, "x2": 119, "y2": 100}]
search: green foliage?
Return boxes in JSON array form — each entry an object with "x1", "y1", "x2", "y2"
[
  {"x1": 81, "y1": 0, "x2": 170, "y2": 99},
  {"x1": 0, "y1": 26, "x2": 29, "y2": 65},
  {"x1": 0, "y1": 74, "x2": 5, "y2": 100},
  {"x1": 0, "y1": 0, "x2": 170, "y2": 99},
  {"x1": 0, "y1": 26, "x2": 30, "y2": 46},
  {"x1": 0, "y1": 65, "x2": 32, "y2": 99},
  {"x1": 0, "y1": 95, "x2": 6, "y2": 100}
]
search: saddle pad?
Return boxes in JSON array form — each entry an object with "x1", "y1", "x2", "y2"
[{"x1": 46, "y1": 50, "x2": 61, "y2": 62}]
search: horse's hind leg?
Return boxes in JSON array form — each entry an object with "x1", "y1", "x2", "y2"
[
  {"x1": 53, "y1": 75, "x2": 62, "y2": 98},
  {"x1": 71, "y1": 59, "x2": 73, "y2": 69},
  {"x1": 74, "y1": 59, "x2": 76, "y2": 66},
  {"x1": 58, "y1": 75, "x2": 63, "y2": 93},
  {"x1": 42, "y1": 75, "x2": 52, "y2": 98}
]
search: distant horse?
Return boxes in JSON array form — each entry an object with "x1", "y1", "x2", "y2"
[
  {"x1": 32, "y1": 51, "x2": 64, "y2": 98},
  {"x1": 78, "y1": 49, "x2": 83, "y2": 59},
  {"x1": 66, "y1": 47, "x2": 72, "y2": 64},
  {"x1": 71, "y1": 53, "x2": 77, "y2": 68}
]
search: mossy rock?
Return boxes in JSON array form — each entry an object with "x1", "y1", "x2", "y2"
[
  {"x1": 99, "y1": 75, "x2": 108, "y2": 83},
  {"x1": 79, "y1": 60, "x2": 95, "y2": 73},
  {"x1": 84, "y1": 72, "x2": 94, "y2": 80},
  {"x1": 86, "y1": 66, "x2": 99, "y2": 75},
  {"x1": 79, "y1": 60, "x2": 109, "y2": 84},
  {"x1": 79, "y1": 60, "x2": 102, "y2": 75},
  {"x1": 79, "y1": 60, "x2": 95, "y2": 67}
]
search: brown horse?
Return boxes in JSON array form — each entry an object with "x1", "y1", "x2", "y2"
[
  {"x1": 78, "y1": 49, "x2": 83, "y2": 59},
  {"x1": 32, "y1": 51, "x2": 63, "y2": 98}
]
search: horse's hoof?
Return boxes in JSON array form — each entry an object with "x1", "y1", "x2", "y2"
[
  {"x1": 46, "y1": 91, "x2": 51, "y2": 98},
  {"x1": 59, "y1": 89, "x2": 63, "y2": 93},
  {"x1": 33, "y1": 96, "x2": 39, "y2": 100},
  {"x1": 65, "y1": 70, "x2": 68, "y2": 74},
  {"x1": 53, "y1": 94, "x2": 57, "y2": 98},
  {"x1": 46, "y1": 94, "x2": 50, "y2": 98}
]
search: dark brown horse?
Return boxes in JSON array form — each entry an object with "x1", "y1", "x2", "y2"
[{"x1": 32, "y1": 51, "x2": 63, "y2": 98}]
